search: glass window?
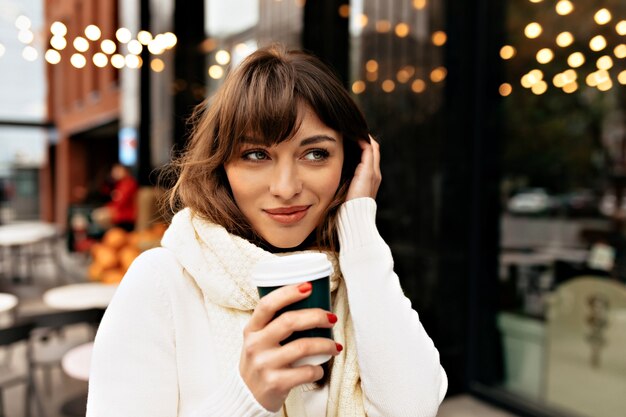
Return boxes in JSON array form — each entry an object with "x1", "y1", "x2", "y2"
[{"x1": 496, "y1": 1, "x2": 626, "y2": 416}]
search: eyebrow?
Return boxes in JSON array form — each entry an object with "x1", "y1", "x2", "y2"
[{"x1": 240, "y1": 135, "x2": 337, "y2": 146}]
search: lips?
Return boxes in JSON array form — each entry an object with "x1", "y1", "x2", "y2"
[{"x1": 264, "y1": 206, "x2": 311, "y2": 224}]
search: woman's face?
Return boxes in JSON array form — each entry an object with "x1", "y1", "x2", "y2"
[{"x1": 224, "y1": 105, "x2": 344, "y2": 248}]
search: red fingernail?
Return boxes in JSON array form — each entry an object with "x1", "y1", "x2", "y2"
[
  {"x1": 336, "y1": 343, "x2": 343, "y2": 352},
  {"x1": 298, "y1": 282, "x2": 312, "y2": 293},
  {"x1": 327, "y1": 313, "x2": 338, "y2": 324}
]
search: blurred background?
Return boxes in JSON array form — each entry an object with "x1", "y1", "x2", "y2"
[{"x1": 1, "y1": 0, "x2": 626, "y2": 416}]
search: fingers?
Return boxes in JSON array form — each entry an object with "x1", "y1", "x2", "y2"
[
  {"x1": 369, "y1": 135, "x2": 382, "y2": 180},
  {"x1": 263, "y1": 308, "x2": 337, "y2": 344},
  {"x1": 245, "y1": 282, "x2": 312, "y2": 333}
]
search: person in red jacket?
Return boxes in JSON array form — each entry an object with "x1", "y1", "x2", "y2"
[{"x1": 92, "y1": 163, "x2": 138, "y2": 231}]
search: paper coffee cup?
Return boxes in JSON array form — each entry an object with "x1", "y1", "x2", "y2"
[{"x1": 252, "y1": 253, "x2": 333, "y2": 367}]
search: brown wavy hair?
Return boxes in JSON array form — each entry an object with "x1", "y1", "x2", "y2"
[{"x1": 166, "y1": 44, "x2": 369, "y2": 252}]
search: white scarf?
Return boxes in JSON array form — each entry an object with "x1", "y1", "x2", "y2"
[{"x1": 161, "y1": 208, "x2": 364, "y2": 416}]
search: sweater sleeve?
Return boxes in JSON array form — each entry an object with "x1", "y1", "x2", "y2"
[
  {"x1": 87, "y1": 249, "x2": 278, "y2": 417},
  {"x1": 337, "y1": 198, "x2": 448, "y2": 417}
]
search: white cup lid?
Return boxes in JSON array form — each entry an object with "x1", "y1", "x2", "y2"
[{"x1": 252, "y1": 253, "x2": 333, "y2": 287}]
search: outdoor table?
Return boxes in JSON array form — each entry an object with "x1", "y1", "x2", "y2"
[
  {"x1": 0, "y1": 292, "x2": 18, "y2": 327},
  {"x1": 43, "y1": 282, "x2": 118, "y2": 310},
  {"x1": 0, "y1": 221, "x2": 59, "y2": 283}
]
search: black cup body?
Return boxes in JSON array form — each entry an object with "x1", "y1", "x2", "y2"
[{"x1": 257, "y1": 276, "x2": 332, "y2": 345}]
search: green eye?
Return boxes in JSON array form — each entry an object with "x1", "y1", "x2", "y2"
[{"x1": 305, "y1": 149, "x2": 330, "y2": 161}]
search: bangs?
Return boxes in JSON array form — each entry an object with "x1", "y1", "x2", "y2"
[{"x1": 225, "y1": 55, "x2": 304, "y2": 157}]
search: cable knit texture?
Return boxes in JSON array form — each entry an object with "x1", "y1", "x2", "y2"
[{"x1": 160, "y1": 208, "x2": 364, "y2": 417}]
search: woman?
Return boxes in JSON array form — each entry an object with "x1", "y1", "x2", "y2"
[{"x1": 87, "y1": 45, "x2": 447, "y2": 417}]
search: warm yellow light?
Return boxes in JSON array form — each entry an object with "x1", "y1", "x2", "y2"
[
  {"x1": 529, "y1": 0, "x2": 543, "y2": 3},
  {"x1": 567, "y1": 52, "x2": 585, "y2": 68},
  {"x1": 111, "y1": 54, "x2": 125, "y2": 69},
  {"x1": 127, "y1": 40, "x2": 142, "y2": 55},
  {"x1": 586, "y1": 72, "x2": 599, "y2": 87},
  {"x1": 521, "y1": 75, "x2": 533, "y2": 88},
  {"x1": 148, "y1": 38, "x2": 165, "y2": 55},
  {"x1": 395, "y1": 23, "x2": 410, "y2": 38},
  {"x1": 594, "y1": 9, "x2": 612, "y2": 25},
  {"x1": 593, "y1": 70, "x2": 610, "y2": 85},
  {"x1": 50, "y1": 21, "x2": 67, "y2": 36},
  {"x1": 411, "y1": 79, "x2": 426, "y2": 93},
  {"x1": 522, "y1": 70, "x2": 543, "y2": 88},
  {"x1": 375, "y1": 20, "x2": 391, "y2": 33},
  {"x1": 499, "y1": 83, "x2": 512, "y2": 96},
  {"x1": 365, "y1": 59, "x2": 378, "y2": 72},
  {"x1": 70, "y1": 53, "x2": 86, "y2": 68},
  {"x1": 125, "y1": 54, "x2": 141, "y2": 69},
  {"x1": 338, "y1": 4, "x2": 350, "y2": 18},
  {"x1": 352, "y1": 80, "x2": 366, "y2": 94},
  {"x1": 531, "y1": 81, "x2": 548, "y2": 95},
  {"x1": 44, "y1": 49, "x2": 61, "y2": 64},
  {"x1": 396, "y1": 68, "x2": 412, "y2": 83},
  {"x1": 556, "y1": 32, "x2": 574, "y2": 47},
  {"x1": 430, "y1": 67, "x2": 447, "y2": 83},
  {"x1": 215, "y1": 50, "x2": 231, "y2": 65},
  {"x1": 500, "y1": 45, "x2": 516, "y2": 60},
  {"x1": 85, "y1": 25, "x2": 102, "y2": 41},
  {"x1": 22, "y1": 46, "x2": 37, "y2": 61},
  {"x1": 529, "y1": 69, "x2": 544, "y2": 82},
  {"x1": 432, "y1": 31, "x2": 447, "y2": 46},
  {"x1": 524, "y1": 22, "x2": 542, "y2": 39},
  {"x1": 209, "y1": 65, "x2": 224, "y2": 79},
  {"x1": 618, "y1": 70, "x2": 626, "y2": 85},
  {"x1": 151, "y1": 58, "x2": 165, "y2": 72},
  {"x1": 413, "y1": 0, "x2": 427, "y2": 10},
  {"x1": 382, "y1": 79, "x2": 395, "y2": 92},
  {"x1": 615, "y1": 44, "x2": 626, "y2": 59},
  {"x1": 18, "y1": 30, "x2": 34, "y2": 44},
  {"x1": 163, "y1": 32, "x2": 177, "y2": 49},
  {"x1": 617, "y1": 21, "x2": 626, "y2": 36},
  {"x1": 101, "y1": 39, "x2": 116, "y2": 54},
  {"x1": 555, "y1": 0, "x2": 574, "y2": 16},
  {"x1": 73, "y1": 37, "x2": 89, "y2": 52},
  {"x1": 116, "y1": 28, "x2": 132, "y2": 44},
  {"x1": 597, "y1": 56, "x2": 613, "y2": 70},
  {"x1": 138, "y1": 30, "x2": 153, "y2": 45},
  {"x1": 366, "y1": 71, "x2": 378, "y2": 82},
  {"x1": 536, "y1": 48, "x2": 554, "y2": 64},
  {"x1": 563, "y1": 82, "x2": 578, "y2": 93},
  {"x1": 359, "y1": 14, "x2": 368, "y2": 28},
  {"x1": 563, "y1": 69, "x2": 577, "y2": 83},
  {"x1": 50, "y1": 35, "x2": 67, "y2": 50},
  {"x1": 598, "y1": 79, "x2": 613, "y2": 91},
  {"x1": 15, "y1": 16, "x2": 31, "y2": 31},
  {"x1": 553, "y1": 73, "x2": 566, "y2": 87},
  {"x1": 93, "y1": 52, "x2": 108, "y2": 67},
  {"x1": 590, "y1": 35, "x2": 607, "y2": 51}
]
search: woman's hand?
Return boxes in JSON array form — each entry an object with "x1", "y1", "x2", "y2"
[
  {"x1": 346, "y1": 135, "x2": 382, "y2": 201},
  {"x1": 240, "y1": 283, "x2": 341, "y2": 412}
]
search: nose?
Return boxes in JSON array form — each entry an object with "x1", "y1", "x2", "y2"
[{"x1": 269, "y1": 160, "x2": 302, "y2": 200}]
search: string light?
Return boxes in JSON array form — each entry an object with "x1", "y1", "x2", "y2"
[
  {"x1": 93, "y1": 52, "x2": 108, "y2": 67},
  {"x1": 524, "y1": 22, "x2": 542, "y2": 39},
  {"x1": 597, "y1": 55, "x2": 613, "y2": 70},
  {"x1": 590, "y1": 35, "x2": 607, "y2": 51},
  {"x1": 411, "y1": 79, "x2": 426, "y2": 93},
  {"x1": 567, "y1": 52, "x2": 585, "y2": 68},
  {"x1": 615, "y1": 44, "x2": 626, "y2": 59},
  {"x1": 365, "y1": 59, "x2": 378, "y2": 72},
  {"x1": 395, "y1": 23, "x2": 410, "y2": 38},
  {"x1": 73, "y1": 37, "x2": 89, "y2": 52},
  {"x1": 50, "y1": 21, "x2": 67, "y2": 36},
  {"x1": 618, "y1": 70, "x2": 626, "y2": 85},
  {"x1": 351, "y1": 80, "x2": 365, "y2": 94},
  {"x1": 430, "y1": 67, "x2": 447, "y2": 83},
  {"x1": 70, "y1": 53, "x2": 86, "y2": 68},
  {"x1": 15, "y1": 16, "x2": 32, "y2": 31},
  {"x1": 556, "y1": 32, "x2": 574, "y2": 47},
  {"x1": 500, "y1": 45, "x2": 516, "y2": 59},
  {"x1": 536, "y1": 48, "x2": 553, "y2": 64},
  {"x1": 22, "y1": 46, "x2": 37, "y2": 61},
  {"x1": 85, "y1": 25, "x2": 102, "y2": 41},
  {"x1": 375, "y1": 20, "x2": 391, "y2": 33},
  {"x1": 594, "y1": 9, "x2": 612, "y2": 25},
  {"x1": 18, "y1": 30, "x2": 34, "y2": 44},
  {"x1": 151, "y1": 58, "x2": 165, "y2": 72},
  {"x1": 499, "y1": 83, "x2": 513, "y2": 96},
  {"x1": 382, "y1": 79, "x2": 395, "y2": 92},
  {"x1": 111, "y1": 54, "x2": 125, "y2": 69},
  {"x1": 432, "y1": 31, "x2": 447, "y2": 46},
  {"x1": 127, "y1": 40, "x2": 143, "y2": 55},
  {"x1": 125, "y1": 54, "x2": 141, "y2": 69},
  {"x1": 208, "y1": 65, "x2": 224, "y2": 79},
  {"x1": 44, "y1": 49, "x2": 61, "y2": 64},
  {"x1": 116, "y1": 28, "x2": 132, "y2": 44},
  {"x1": 50, "y1": 36, "x2": 67, "y2": 50},
  {"x1": 215, "y1": 50, "x2": 231, "y2": 65},
  {"x1": 555, "y1": 0, "x2": 574, "y2": 16},
  {"x1": 101, "y1": 39, "x2": 116, "y2": 54},
  {"x1": 412, "y1": 0, "x2": 427, "y2": 10},
  {"x1": 137, "y1": 31, "x2": 153, "y2": 45},
  {"x1": 617, "y1": 21, "x2": 626, "y2": 36}
]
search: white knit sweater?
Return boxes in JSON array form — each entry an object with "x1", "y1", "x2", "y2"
[{"x1": 87, "y1": 198, "x2": 447, "y2": 416}]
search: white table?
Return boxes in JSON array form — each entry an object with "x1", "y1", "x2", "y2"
[
  {"x1": 43, "y1": 283, "x2": 118, "y2": 310},
  {"x1": 0, "y1": 292, "x2": 18, "y2": 327},
  {"x1": 62, "y1": 342, "x2": 94, "y2": 381},
  {"x1": 0, "y1": 221, "x2": 60, "y2": 283}
]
